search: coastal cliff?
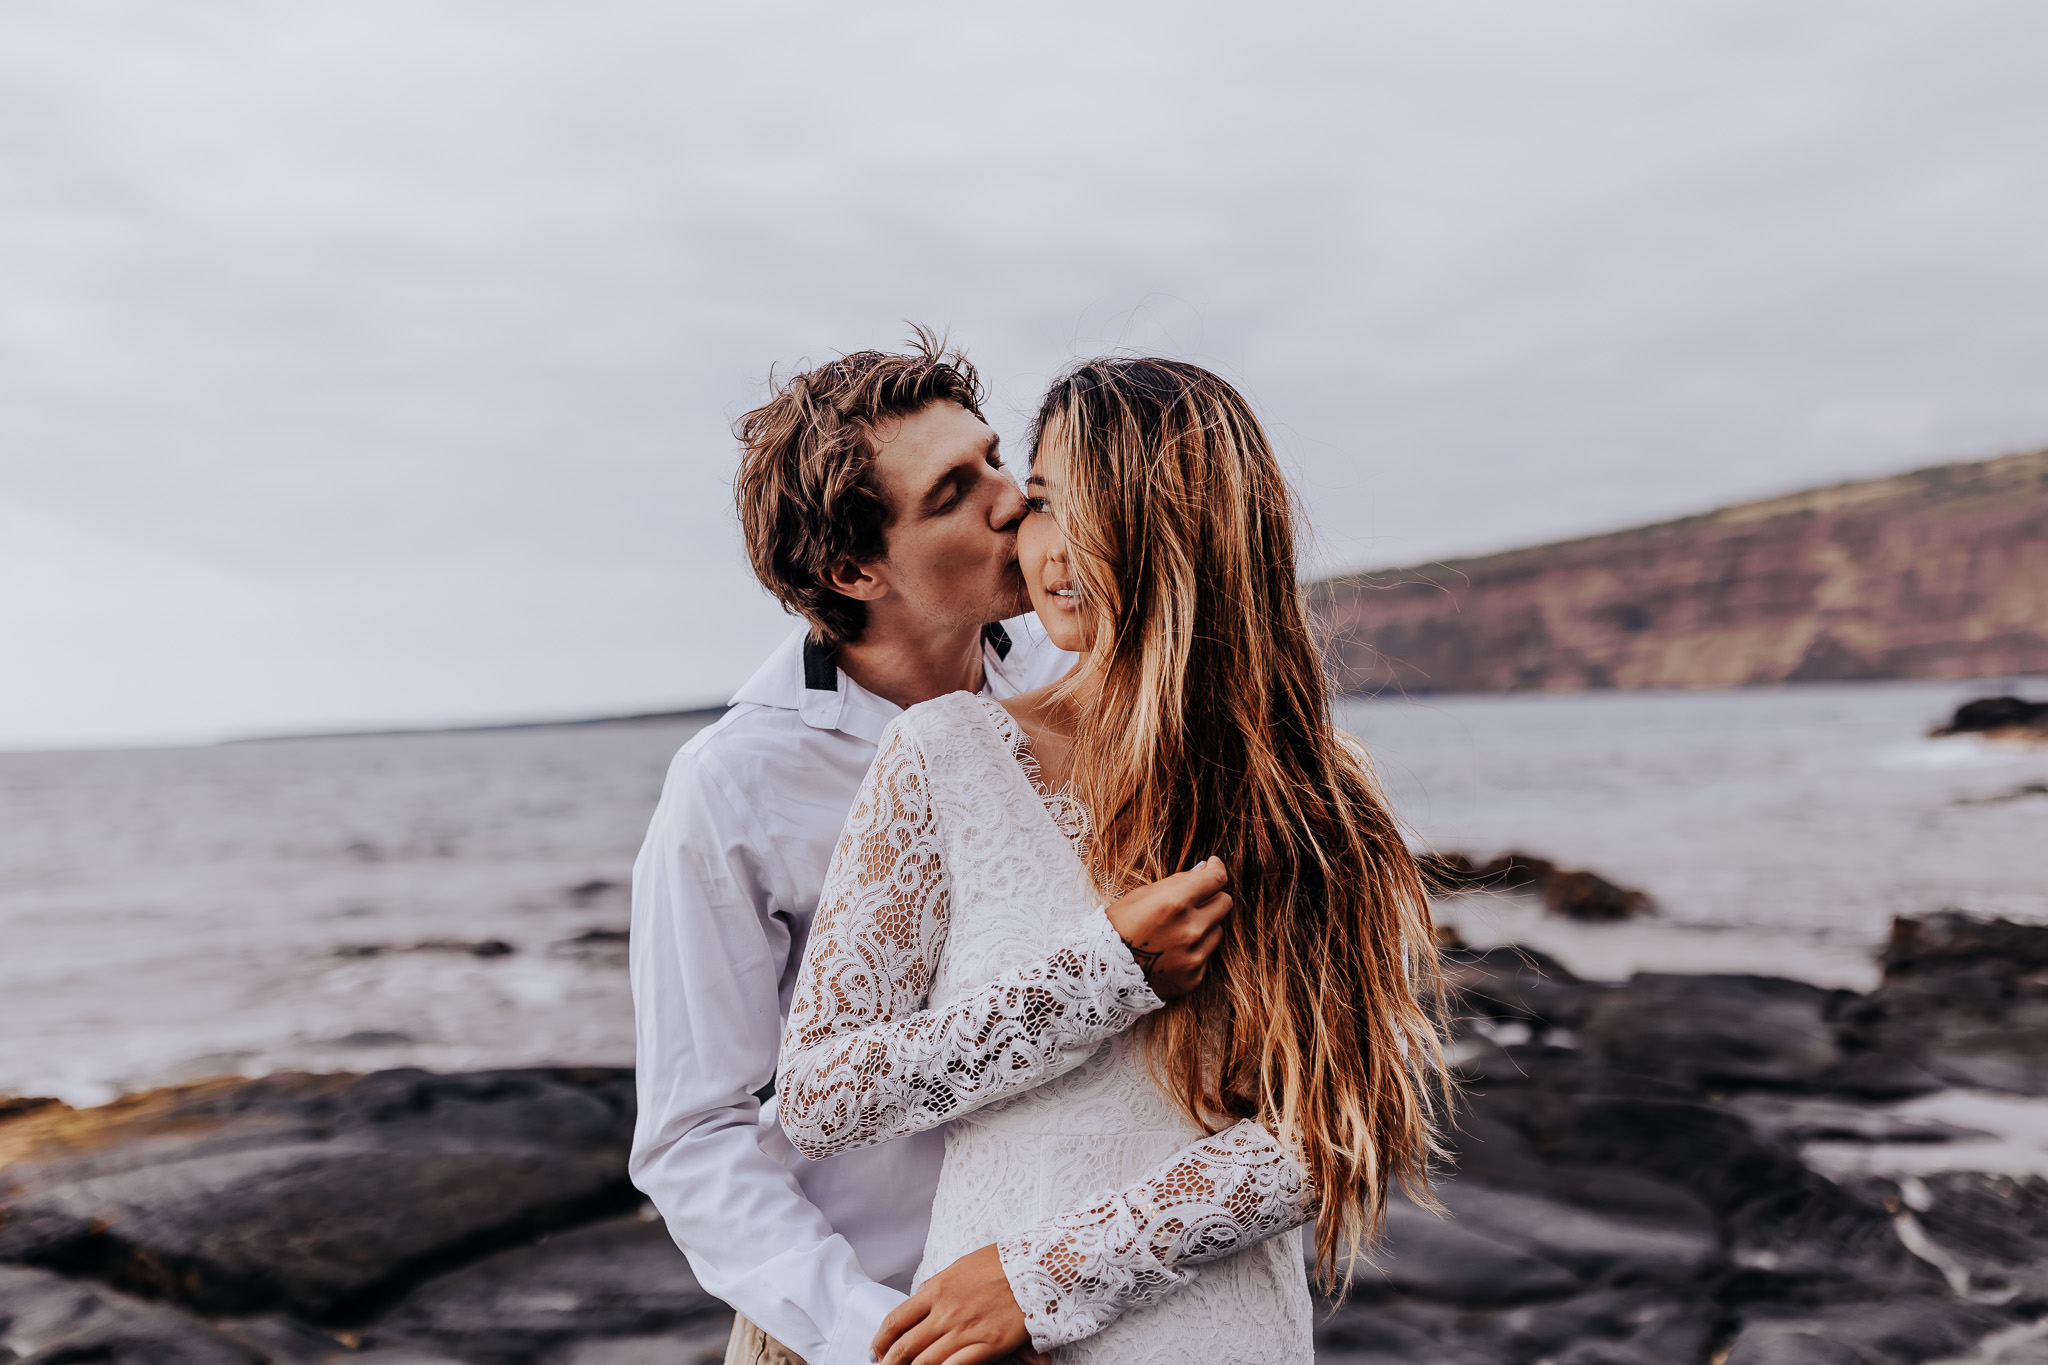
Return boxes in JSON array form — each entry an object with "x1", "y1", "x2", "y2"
[{"x1": 1313, "y1": 448, "x2": 2048, "y2": 694}]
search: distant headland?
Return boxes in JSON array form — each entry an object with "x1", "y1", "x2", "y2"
[
  {"x1": 233, "y1": 706, "x2": 729, "y2": 744},
  {"x1": 1313, "y1": 448, "x2": 2048, "y2": 694}
]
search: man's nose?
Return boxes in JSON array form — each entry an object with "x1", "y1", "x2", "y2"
[{"x1": 989, "y1": 475, "x2": 1026, "y2": 532}]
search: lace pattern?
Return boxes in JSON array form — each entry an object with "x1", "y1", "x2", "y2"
[
  {"x1": 780, "y1": 692, "x2": 1315, "y2": 1361},
  {"x1": 777, "y1": 712, "x2": 1161, "y2": 1159},
  {"x1": 996, "y1": 1119, "x2": 1313, "y2": 1350},
  {"x1": 976, "y1": 699, "x2": 1095, "y2": 859}
]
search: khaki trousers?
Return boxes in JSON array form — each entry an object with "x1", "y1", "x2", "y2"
[{"x1": 724, "y1": 1316, "x2": 809, "y2": 1365}]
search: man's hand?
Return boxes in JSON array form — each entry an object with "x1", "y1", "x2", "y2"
[
  {"x1": 1104, "y1": 856, "x2": 1233, "y2": 999},
  {"x1": 872, "y1": 1244, "x2": 1046, "y2": 1365}
]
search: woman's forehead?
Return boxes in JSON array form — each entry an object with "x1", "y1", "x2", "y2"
[{"x1": 1027, "y1": 438, "x2": 1067, "y2": 483}]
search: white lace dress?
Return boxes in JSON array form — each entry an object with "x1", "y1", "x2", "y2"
[{"x1": 778, "y1": 691, "x2": 1315, "y2": 1362}]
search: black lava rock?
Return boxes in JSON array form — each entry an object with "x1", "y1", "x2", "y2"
[
  {"x1": 368, "y1": 1216, "x2": 724, "y2": 1365},
  {"x1": 1933, "y1": 696, "x2": 2048, "y2": 736},
  {"x1": 0, "y1": 1263, "x2": 263, "y2": 1365},
  {"x1": 0, "y1": 1069, "x2": 639, "y2": 1322}
]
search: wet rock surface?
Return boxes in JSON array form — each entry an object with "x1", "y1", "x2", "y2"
[
  {"x1": 1339, "y1": 918, "x2": 2048, "y2": 1363},
  {"x1": 0, "y1": 1070, "x2": 639, "y2": 1320},
  {"x1": 1840, "y1": 912, "x2": 2048, "y2": 1097},
  {"x1": 1722, "y1": 1297, "x2": 2015, "y2": 1365},
  {"x1": 369, "y1": 1216, "x2": 725, "y2": 1365},
  {"x1": 1420, "y1": 851, "x2": 1653, "y2": 921},
  {"x1": 0, "y1": 1263, "x2": 264, "y2": 1365},
  {"x1": 1934, "y1": 696, "x2": 2048, "y2": 739},
  {"x1": 6, "y1": 913, "x2": 2048, "y2": 1364}
]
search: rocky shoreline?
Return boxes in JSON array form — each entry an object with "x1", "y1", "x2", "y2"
[
  {"x1": 1325, "y1": 912, "x2": 2048, "y2": 1365},
  {"x1": 5, "y1": 912, "x2": 2047, "y2": 1365}
]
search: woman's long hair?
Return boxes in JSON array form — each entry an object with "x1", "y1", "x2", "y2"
[{"x1": 1031, "y1": 358, "x2": 1450, "y2": 1283}]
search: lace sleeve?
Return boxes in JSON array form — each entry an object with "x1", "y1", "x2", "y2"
[
  {"x1": 995, "y1": 1119, "x2": 1315, "y2": 1351},
  {"x1": 776, "y1": 718, "x2": 1163, "y2": 1161}
]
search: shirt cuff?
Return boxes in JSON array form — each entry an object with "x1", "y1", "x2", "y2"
[{"x1": 819, "y1": 1279, "x2": 907, "y2": 1365}]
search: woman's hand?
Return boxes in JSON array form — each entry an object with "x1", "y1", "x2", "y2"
[
  {"x1": 1104, "y1": 857, "x2": 1233, "y2": 998},
  {"x1": 872, "y1": 1244, "x2": 1047, "y2": 1365}
]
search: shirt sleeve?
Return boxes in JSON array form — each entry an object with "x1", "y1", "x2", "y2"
[
  {"x1": 994, "y1": 1119, "x2": 1316, "y2": 1351},
  {"x1": 627, "y1": 745, "x2": 900, "y2": 1365},
  {"x1": 776, "y1": 717, "x2": 1163, "y2": 1160}
]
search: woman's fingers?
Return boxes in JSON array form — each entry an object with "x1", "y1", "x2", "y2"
[
  {"x1": 1186, "y1": 919, "x2": 1227, "y2": 986},
  {"x1": 1192, "y1": 890, "x2": 1232, "y2": 930},
  {"x1": 877, "y1": 1291, "x2": 971, "y2": 1365},
  {"x1": 931, "y1": 1346, "x2": 1006, "y2": 1365},
  {"x1": 1179, "y1": 856, "x2": 1229, "y2": 896},
  {"x1": 904, "y1": 1324, "x2": 1006, "y2": 1365},
  {"x1": 873, "y1": 1295, "x2": 930, "y2": 1358},
  {"x1": 1105, "y1": 859, "x2": 1235, "y2": 996},
  {"x1": 874, "y1": 1296, "x2": 927, "y2": 1350},
  {"x1": 879, "y1": 1308, "x2": 945, "y2": 1365}
]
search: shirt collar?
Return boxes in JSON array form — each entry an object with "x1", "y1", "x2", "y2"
[{"x1": 729, "y1": 622, "x2": 1021, "y2": 745}]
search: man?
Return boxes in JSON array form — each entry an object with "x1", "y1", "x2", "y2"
[{"x1": 629, "y1": 335, "x2": 1230, "y2": 1365}]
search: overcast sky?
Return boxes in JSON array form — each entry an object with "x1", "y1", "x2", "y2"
[{"x1": 5, "y1": 1, "x2": 2046, "y2": 748}]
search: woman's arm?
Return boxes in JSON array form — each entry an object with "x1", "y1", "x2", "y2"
[
  {"x1": 776, "y1": 718, "x2": 1164, "y2": 1159},
  {"x1": 994, "y1": 1120, "x2": 1315, "y2": 1351},
  {"x1": 873, "y1": 1121, "x2": 1314, "y2": 1362}
]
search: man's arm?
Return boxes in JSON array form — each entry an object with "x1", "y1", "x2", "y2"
[{"x1": 627, "y1": 749, "x2": 903, "y2": 1365}]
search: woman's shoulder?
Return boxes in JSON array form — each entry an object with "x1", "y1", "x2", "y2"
[{"x1": 892, "y1": 690, "x2": 998, "y2": 745}]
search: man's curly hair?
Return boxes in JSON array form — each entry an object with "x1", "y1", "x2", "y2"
[{"x1": 734, "y1": 327, "x2": 986, "y2": 647}]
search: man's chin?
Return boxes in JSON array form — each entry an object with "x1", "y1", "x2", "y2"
[
  {"x1": 987, "y1": 593, "x2": 1032, "y2": 626},
  {"x1": 983, "y1": 576, "x2": 1032, "y2": 626}
]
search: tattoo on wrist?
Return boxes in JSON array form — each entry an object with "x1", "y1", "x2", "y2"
[{"x1": 1120, "y1": 935, "x2": 1163, "y2": 978}]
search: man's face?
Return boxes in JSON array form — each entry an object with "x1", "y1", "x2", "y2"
[{"x1": 861, "y1": 400, "x2": 1030, "y2": 632}]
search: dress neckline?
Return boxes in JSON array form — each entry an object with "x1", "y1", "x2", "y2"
[{"x1": 972, "y1": 696, "x2": 1093, "y2": 856}]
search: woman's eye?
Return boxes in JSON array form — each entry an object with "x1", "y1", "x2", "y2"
[{"x1": 1025, "y1": 496, "x2": 1052, "y2": 515}]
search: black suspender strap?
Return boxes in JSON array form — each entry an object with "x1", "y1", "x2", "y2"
[{"x1": 982, "y1": 621, "x2": 1013, "y2": 660}]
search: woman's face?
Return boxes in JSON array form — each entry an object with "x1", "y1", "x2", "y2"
[{"x1": 1020, "y1": 438, "x2": 1095, "y2": 653}]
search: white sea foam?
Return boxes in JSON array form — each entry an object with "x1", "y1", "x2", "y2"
[
  {"x1": 1874, "y1": 736, "x2": 2036, "y2": 770},
  {"x1": 1800, "y1": 1091, "x2": 2048, "y2": 1182}
]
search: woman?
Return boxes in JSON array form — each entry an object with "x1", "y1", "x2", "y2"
[{"x1": 777, "y1": 359, "x2": 1448, "y2": 1364}]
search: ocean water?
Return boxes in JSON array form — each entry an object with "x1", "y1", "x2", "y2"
[
  {"x1": 1339, "y1": 677, "x2": 2048, "y2": 991},
  {"x1": 3, "y1": 677, "x2": 2043, "y2": 1109},
  {"x1": 0, "y1": 718, "x2": 719, "y2": 1106}
]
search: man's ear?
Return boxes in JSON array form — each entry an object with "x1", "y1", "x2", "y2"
[{"x1": 820, "y1": 557, "x2": 889, "y2": 603}]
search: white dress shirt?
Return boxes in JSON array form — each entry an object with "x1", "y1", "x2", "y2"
[{"x1": 628, "y1": 618, "x2": 1073, "y2": 1365}]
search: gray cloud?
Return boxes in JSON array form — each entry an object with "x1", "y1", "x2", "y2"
[{"x1": 4, "y1": 0, "x2": 2046, "y2": 745}]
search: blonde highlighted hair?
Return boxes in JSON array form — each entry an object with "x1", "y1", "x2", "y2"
[{"x1": 1030, "y1": 358, "x2": 1450, "y2": 1282}]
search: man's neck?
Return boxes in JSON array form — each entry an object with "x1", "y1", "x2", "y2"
[{"x1": 833, "y1": 620, "x2": 988, "y2": 712}]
